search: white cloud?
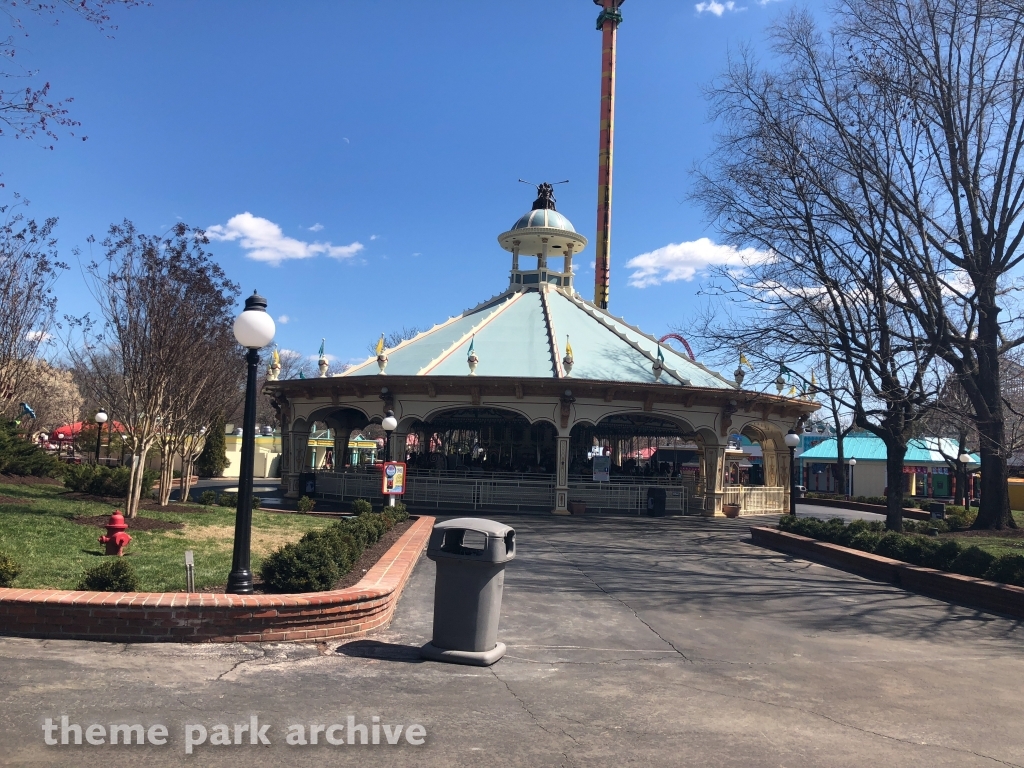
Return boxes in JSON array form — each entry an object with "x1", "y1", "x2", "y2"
[
  {"x1": 696, "y1": 1, "x2": 742, "y2": 15},
  {"x1": 308, "y1": 223, "x2": 324, "y2": 232},
  {"x1": 26, "y1": 330, "x2": 52, "y2": 343},
  {"x1": 277, "y1": 315, "x2": 290, "y2": 324},
  {"x1": 308, "y1": 353, "x2": 339, "y2": 363},
  {"x1": 625, "y1": 238, "x2": 770, "y2": 287},
  {"x1": 207, "y1": 213, "x2": 364, "y2": 266},
  {"x1": 370, "y1": 234, "x2": 379, "y2": 241}
]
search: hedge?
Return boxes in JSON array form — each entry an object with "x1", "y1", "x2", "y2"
[
  {"x1": 777, "y1": 516, "x2": 1024, "y2": 587},
  {"x1": 64, "y1": 464, "x2": 158, "y2": 498},
  {"x1": 259, "y1": 501, "x2": 410, "y2": 593}
]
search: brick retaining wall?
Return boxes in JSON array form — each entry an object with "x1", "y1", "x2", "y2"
[
  {"x1": 0, "y1": 515, "x2": 434, "y2": 643},
  {"x1": 750, "y1": 525, "x2": 1024, "y2": 620}
]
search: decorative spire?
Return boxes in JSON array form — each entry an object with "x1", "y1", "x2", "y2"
[
  {"x1": 317, "y1": 338, "x2": 328, "y2": 377},
  {"x1": 268, "y1": 345, "x2": 281, "y2": 381},
  {"x1": 563, "y1": 335, "x2": 574, "y2": 376},
  {"x1": 653, "y1": 344, "x2": 665, "y2": 381},
  {"x1": 467, "y1": 335, "x2": 479, "y2": 375},
  {"x1": 376, "y1": 333, "x2": 388, "y2": 375}
]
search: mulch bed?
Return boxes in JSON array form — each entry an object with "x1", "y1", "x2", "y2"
[
  {"x1": 0, "y1": 474, "x2": 62, "y2": 486},
  {"x1": 70, "y1": 514, "x2": 184, "y2": 532},
  {"x1": 943, "y1": 528, "x2": 1024, "y2": 539},
  {"x1": 63, "y1": 493, "x2": 209, "y2": 515},
  {"x1": 332, "y1": 519, "x2": 414, "y2": 590},
  {"x1": 0, "y1": 496, "x2": 34, "y2": 505}
]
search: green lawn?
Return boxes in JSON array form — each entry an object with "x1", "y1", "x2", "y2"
[
  {"x1": 0, "y1": 483, "x2": 328, "y2": 592},
  {"x1": 946, "y1": 510, "x2": 1024, "y2": 558}
]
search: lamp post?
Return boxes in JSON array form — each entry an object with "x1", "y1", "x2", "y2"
[
  {"x1": 958, "y1": 452, "x2": 972, "y2": 505},
  {"x1": 848, "y1": 457, "x2": 857, "y2": 498},
  {"x1": 784, "y1": 429, "x2": 801, "y2": 515},
  {"x1": 226, "y1": 291, "x2": 276, "y2": 595},
  {"x1": 94, "y1": 409, "x2": 108, "y2": 464},
  {"x1": 381, "y1": 410, "x2": 398, "y2": 508}
]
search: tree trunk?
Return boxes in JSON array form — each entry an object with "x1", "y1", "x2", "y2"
[
  {"x1": 124, "y1": 449, "x2": 148, "y2": 518},
  {"x1": 158, "y1": 445, "x2": 174, "y2": 506},
  {"x1": 972, "y1": 289, "x2": 1017, "y2": 529},
  {"x1": 884, "y1": 441, "x2": 907, "y2": 532},
  {"x1": 834, "y1": 433, "x2": 846, "y2": 496}
]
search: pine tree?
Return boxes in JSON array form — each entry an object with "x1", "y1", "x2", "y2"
[{"x1": 195, "y1": 414, "x2": 229, "y2": 478}]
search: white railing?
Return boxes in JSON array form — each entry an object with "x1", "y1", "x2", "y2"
[{"x1": 722, "y1": 485, "x2": 787, "y2": 515}]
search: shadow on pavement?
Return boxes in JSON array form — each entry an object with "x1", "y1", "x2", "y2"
[{"x1": 336, "y1": 639, "x2": 425, "y2": 663}]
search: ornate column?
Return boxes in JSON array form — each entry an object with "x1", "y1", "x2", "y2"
[
  {"x1": 553, "y1": 434, "x2": 571, "y2": 515},
  {"x1": 703, "y1": 445, "x2": 726, "y2": 516},
  {"x1": 774, "y1": 449, "x2": 791, "y2": 514}
]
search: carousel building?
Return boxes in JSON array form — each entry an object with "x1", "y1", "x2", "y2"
[{"x1": 265, "y1": 186, "x2": 817, "y2": 516}]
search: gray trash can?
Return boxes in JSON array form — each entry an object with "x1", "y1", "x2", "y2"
[
  {"x1": 929, "y1": 502, "x2": 946, "y2": 520},
  {"x1": 420, "y1": 518, "x2": 516, "y2": 666}
]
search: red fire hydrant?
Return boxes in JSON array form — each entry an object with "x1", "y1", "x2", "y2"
[{"x1": 99, "y1": 510, "x2": 132, "y2": 556}]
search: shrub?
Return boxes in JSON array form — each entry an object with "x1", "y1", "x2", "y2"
[
  {"x1": 0, "y1": 418, "x2": 63, "y2": 477},
  {"x1": 195, "y1": 414, "x2": 229, "y2": 477},
  {"x1": 919, "y1": 540, "x2": 962, "y2": 571},
  {"x1": 198, "y1": 490, "x2": 218, "y2": 506},
  {"x1": 64, "y1": 464, "x2": 157, "y2": 498},
  {"x1": 873, "y1": 531, "x2": 922, "y2": 562},
  {"x1": 849, "y1": 531, "x2": 884, "y2": 552},
  {"x1": 984, "y1": 554, "x2": 1024, "y2": 588},
  {"x1": 259, "y1": 503, "x2": 411, "y2": 593},
  {"x1": 259, "y1": 539, "x2": 340, "y2": 593},
  {"x1": 297, "y1": 495, "x2": 316, "y2": 513},
  {"x1": 949, "y1": 546, "x2": 997, "y2": 578},
  {"x1": 945, "y1": 507, "x2": 977, "y2": 531},
  {"x1": 218, "y1": 492, "x2": 238, "y2": 508},
  {"x1": 252, "y1": 495, "x2": 262, "y2": 510},
  {"x1": 77, "y1": 559, "x2": 140, "y2": 592},
  {"x1": 350, "y1": 498, "x2": 373, "y2": 516},
  {"x1": 0, "y1": 551, "x2": 21, "y2": 587}
]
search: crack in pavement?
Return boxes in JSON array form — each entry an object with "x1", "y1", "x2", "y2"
[
  {"x1": 489, "y1": 667, "x2": 581, "y2": 749},
  {"x1": 668, "y1": 677, "x2": 1024, "y2": 767},
  {"x1": 215, "y1": 647, "x2": 268, "y2": 681}
]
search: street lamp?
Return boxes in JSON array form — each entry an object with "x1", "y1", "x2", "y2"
[
  {"x1": 958, "y1": 452, "x2": 972, "y2": 504},
  {"x1": 848, "y1": 457, "x2": 857, "y2": 498},
  {"x1": 226, "y1": 291, "x2": 276, "y2": 595},
  {"x1": 784, "y1": 429, "x2": 801, "y2": 515},
  {"x1": 94, "y1": 409, "x2": 108, "y2": 464}
]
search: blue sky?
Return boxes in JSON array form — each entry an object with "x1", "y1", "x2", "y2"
[{"x1": 4, "y1": 0, "x2": 809, "y2": 368}]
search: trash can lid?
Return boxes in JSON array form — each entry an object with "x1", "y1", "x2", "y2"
[
  {"x1": 432, "y1": 518, "x2": 515, "y2": 537},
  {"x1": 427, "y1": 518, "x2": 516, "y2": 563}
]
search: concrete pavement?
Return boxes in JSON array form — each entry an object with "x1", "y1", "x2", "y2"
[{"x1": 0, "y1": 514, "x2": 1021, "y2": 767}]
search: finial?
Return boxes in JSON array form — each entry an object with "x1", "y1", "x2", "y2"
[
  {"x1": 376, "y1": 332, "x2": 388, "y2": 375},
  {"x1": 467, "y1": 335, "x2": 479, "y2": 375},
  {"x1": 519, "y1": 179, "x2": 568, "y2": 211},
  {"x1": 562, "y1": 335, "x2": 574, "y2": 376},
  {"x1": 317, "y1": 338, "x2": 328, "y2": 377},
  {"x1": 653, "y1": 344, "x2": 665, "y2": 381}
]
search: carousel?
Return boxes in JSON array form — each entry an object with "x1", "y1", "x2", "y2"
[{"x1": 265, "y1": 186, "x2": 817, "y2": 516}]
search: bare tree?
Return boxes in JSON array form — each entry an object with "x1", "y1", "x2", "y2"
[
  {"x1": 694, "y1": 18, "x2": 942, "y2": 529},
  {"x1": 9, "y1": 359, "x2": 82, "y2": 432},
  {"x1": 69, "y1": 221, "x2": 239, "y2": 517},
  {"x1": 0, "y1": 1, "x2": 142, "y2": 149},
  {"x1": 0, "y1": 202, "x2": 65, "y2": 414}
]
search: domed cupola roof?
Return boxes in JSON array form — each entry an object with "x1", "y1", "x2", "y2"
[
  {"x1": 498, "y1": 182, "x2": 588, "y2": 257},
  {"x1": 510, "y1": 207, "x2": 577, "y2": 233}
]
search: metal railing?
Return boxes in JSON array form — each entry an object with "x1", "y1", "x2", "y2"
[
  {"x1": 722, "y1": 485, "x2": 787, "y2": 514},
  {"x1": 314, "y1": 470, "x2": 689, "y2": 515}
]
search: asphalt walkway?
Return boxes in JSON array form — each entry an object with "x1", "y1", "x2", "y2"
[{"x1": 0, "y1": 514, "x2": 1021, "y2": 767}]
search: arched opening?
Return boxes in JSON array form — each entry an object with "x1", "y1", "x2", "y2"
[
  {"x1": 313, "y1": 406, "x2": 560, "y2": 512},
  {"x1": 567, "y1": 413, "x2": 700, "y2": 513},
  {"x1": 405, "y1": 407, "x2": 557, "y2": 474},
  {"x1": 717, "y1": 422, "x2": 788, "y2": 515}
]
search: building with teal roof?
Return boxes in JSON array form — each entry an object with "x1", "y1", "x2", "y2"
[
  {"x1": 266, "y1": 187, "x2": 817, "y2": 516},
  {"x1": 797, "y1": 434, "x2": 979, "y2": 498}
]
